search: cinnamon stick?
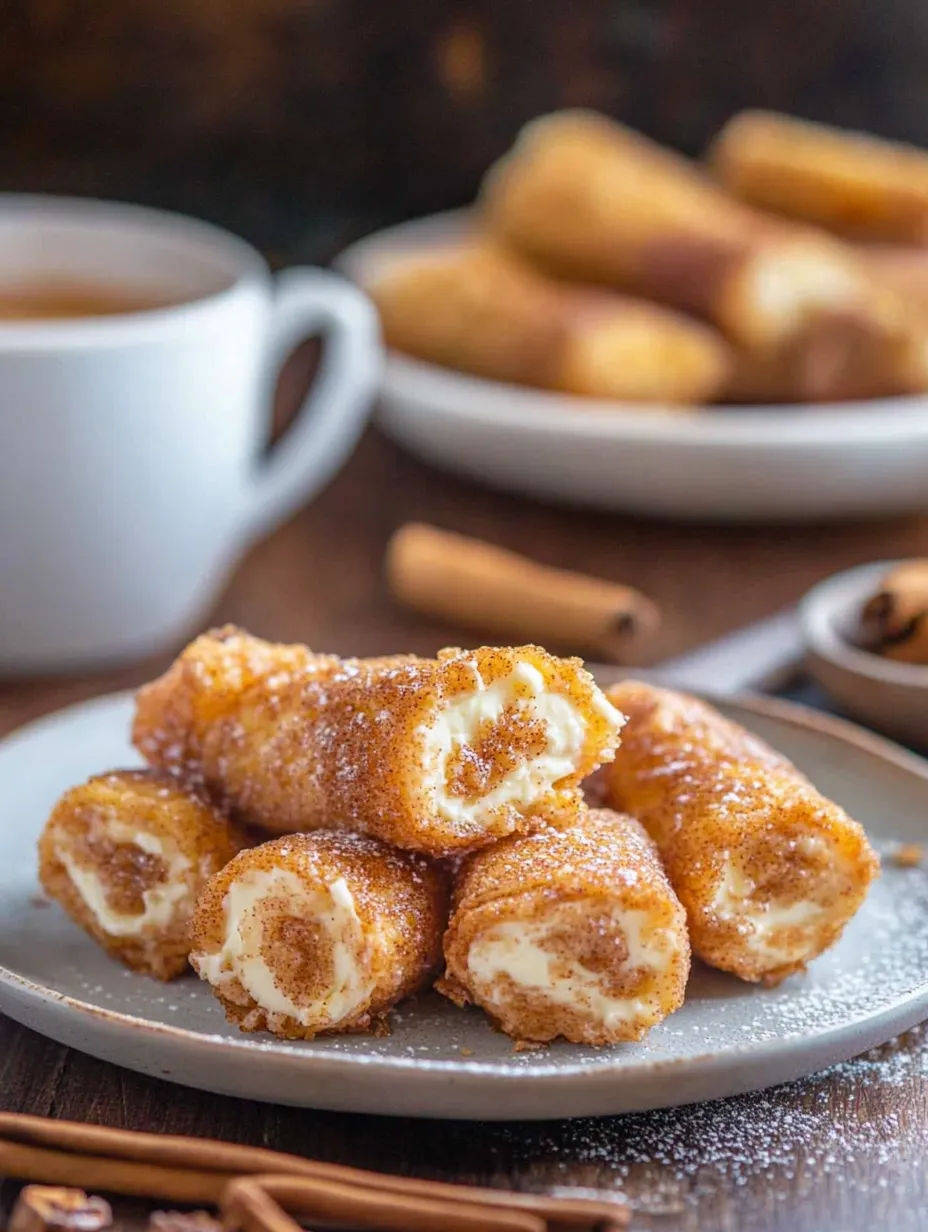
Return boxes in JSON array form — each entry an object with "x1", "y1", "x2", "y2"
[
  {"x1": 860, "y1": 560, "x2": 928, "y2": 664},
  {"x1": 386, "y1": 522, "x2": 659, "y2": 662},
  {"x1": 220, "y1": 1184, "x2": 303, "y2": 1232},
  {"x1": 0, "y1": 1141, "x2": 234, "y2": 1205},
  {"x1": 0, "y1": 1114, "x2": 322, "y2": 1181},
  {"x1": 225, "y1": 1175, "x2": 546, "y2": 1232},
  {"x1": 248, "y1": 1173, "x2": 627, "y2": 1232},
  {"x1": 0, "y1": 1115, "x2": 630, "y2": 1230}
]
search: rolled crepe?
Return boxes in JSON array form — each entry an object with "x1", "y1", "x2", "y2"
[
  {"x1": 189, "y1": 832, "x2": 447, "y2": 1038},
  {"x1": 38, "y1": 769, "x2": 245, "y2": 980},
  {"x1": 603, "y1": 681, "x2": 880, "y2": 984},
  {"x1": 133, "y1": 627, "x2": 624, "y2": 858},
  {"x1": 482, "y1": 110, "x2": 916, "y2": 399},
  {"x1": 711, "y1": 110, "x2": 928, "y2": 243},
  {"x1": 438, "y1": 808, "x2": 690, "y2": 1044},
  {"x1": 370, "y1": 239, "x2": 731, "y2": 404}
]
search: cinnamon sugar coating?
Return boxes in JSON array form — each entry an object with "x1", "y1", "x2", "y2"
[
  {"x1": 189, "y1": 831, "x2": 448, "y2": 1039},
  {"x1": 604, "y1": 682, "x2": 880, "y2": 984},
  {"x1": 37, "y1": 769, "x2": 246, "y2": 980},
  {"x1": 439, "y1": 808, "x2": 690, "y2": 1044},
  {"x1": 132, "y1": 627, "x2": 623, "y2": 857}
]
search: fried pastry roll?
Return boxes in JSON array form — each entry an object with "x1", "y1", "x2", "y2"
[
  {"x1": 603, "y1": 682, "x2": 880, "y2": 984},
  {"x1": 724, "y1": 307, "x2": 928, "y2": 402},
  {"x1": 858, "y1": 244, "x2": 928, "y2": 316},
  {"x1": 189, "y1": 832, "x2": 447, "y2": 1039},
  {"x1": 38, "y1": 769, "x2": 245, "y2": 980},
  {"x1": 133, "y1": 627, "x2": 624, "y2": 857},
  {"x1": 712, "y1": 110, "x2": 928, "y2": 243},
  {"x1": 371, "y1": 240, "x2": 730, "y2": 404},
  {"x1": 438, "y1": 808, "x2": 690, "y2": 1044},
  {"x1": 482, "y1": 111, "x2": 914, "y2": 398}
]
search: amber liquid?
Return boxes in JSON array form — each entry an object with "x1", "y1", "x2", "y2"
[{"x1": 0, "y1": 282, "x2": 181, "y2": 320}]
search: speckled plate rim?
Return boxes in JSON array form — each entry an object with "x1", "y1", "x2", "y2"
[{"x1": 0, "y1": 686, "x2": 927, "y2": 1120}]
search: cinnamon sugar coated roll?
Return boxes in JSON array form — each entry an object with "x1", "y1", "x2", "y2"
[
  {"x1": 481, "y1": 110, "x2": 927, "y2": 401},
  {"x1": 371, "y1": 239, "x2": 731, "y2": 404},
  {"x1": 189, "y1": 832, "x2": 447, "y2": 1038},
  {"x1": 38, "y1": 770, "x2": 245, "y2": 980},
  {"x1": 438, "y1": 809, "x2": 690, "y2": 1044},
  {"x1": 133, "y1": 627, "x2": 624, "y2": 857},
  {"x1": 712, "y1": 110, "x2": 928, "y2": 243},
  {"x1": 604, "y1": 682, "x2": 880, "y2": 984}
]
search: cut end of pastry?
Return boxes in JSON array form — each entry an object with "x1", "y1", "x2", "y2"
[
  {"x1": 418, "y1": 646, "x2": 624, "y2": 852},
  {"x1": 698, "y1": 807, "x2": 880, "y2": 983},
  {"x1": 37, "y1": 769, "x2": 241, "y2": 981},
  {"x1": 722, "y1": 238, "x2": 870, "y2": 351},
  {"x1": 458, "y1": 896, "x2": 689, "y2": 1044},
  {"x1": 190, "y1": 844, "x2": 377, "y2": 1039},
  {"x1": 190, "y1": 831, "x2": 447, "y2": 1039}
]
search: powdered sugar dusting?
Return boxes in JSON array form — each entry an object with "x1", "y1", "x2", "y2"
[{"x1": 493, "y1": 1023, "x2": 928, "y2": 1218}]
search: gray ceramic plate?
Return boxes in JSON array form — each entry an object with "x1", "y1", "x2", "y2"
[{"x1": 1, "y1": 688, "x2": 927, "y2": 1120}]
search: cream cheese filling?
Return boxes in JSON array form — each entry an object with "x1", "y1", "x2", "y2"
[
  {"x1": 740, "y1": 244, "x2": 864, "y2": 344},
  {"x1": 709, "y1": 840, "x2": 840, "y2": 964},
  {"x1": 422, "y1": 661, "x2": 620, "y2": 826},
  {"x1": 194, "y1": 869, "x2": 373, "y2": 1029},
  {"x1": 58, "y1": 825, "x2": 191, "y2": 938},
  {"x1": 467, "y1": 904, "x2": 675, "y2": 1029}
]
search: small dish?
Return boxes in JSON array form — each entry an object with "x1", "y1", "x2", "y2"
[
  {"x1": 336, "y1": 211, "x2": 928, "y2": 524},
  {"x1": 800, "y1": 561, "x2": 928, "y2": 748}
]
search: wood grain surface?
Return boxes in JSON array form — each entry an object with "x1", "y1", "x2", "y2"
[{"x1": 2, "y1": 424, "x2": 928, "y2": 1232}]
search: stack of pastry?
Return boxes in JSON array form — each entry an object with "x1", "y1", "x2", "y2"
[
  {"x1": 370, "y1": 108, "x2": 928, "y2": 406},
  {"x1": 38, "y1": 627, "x2": 878, "y2": 1046}
]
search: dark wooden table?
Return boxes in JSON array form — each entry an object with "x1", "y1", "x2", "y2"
[{"x1": 3, "y1": 427, "x2": 928, "y2": 1232}]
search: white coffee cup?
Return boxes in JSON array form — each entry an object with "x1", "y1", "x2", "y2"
[{"x1": 0, "y1": 195, "x2": 381, "y2": 673}]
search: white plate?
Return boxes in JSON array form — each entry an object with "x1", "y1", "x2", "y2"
[
  {"x1": 337, "y1": 211, "x2": 928, "y2": 523},
  {"x1": 1, "y1": 689, "x2": 928, "y2": 1120}
]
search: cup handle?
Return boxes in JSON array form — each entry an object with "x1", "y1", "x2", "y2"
[{"x1": 243, "y1": 267, "x2": 381, "y2": 544}]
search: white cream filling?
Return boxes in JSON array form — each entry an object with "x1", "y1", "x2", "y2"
[
  {"x1": 467, "y1": 905, "x2": 674, "y2": 1029},
  {"x1": 58, "y1": 825, "x2": 191, "y2": 938},
  {"x1": 195, "y1": 869, "x2": 373, "y2": 1029},
  {"x1": 709, "y1": 840, "x2": 838, "y2": 963},
  {"x1": 741, "y1": 245, "x2": 863, "y2": 343},
  {"x1": 422, "y1": 662, "x2": 619, "y2": 826}
]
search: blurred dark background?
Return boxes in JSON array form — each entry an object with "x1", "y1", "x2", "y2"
[{"x1": 3, "y1": 0, "x2": 922, "y2": 264}]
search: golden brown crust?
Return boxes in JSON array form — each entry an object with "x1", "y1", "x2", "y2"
[
  {"x1": 723, "y1": 307, "x2": 928, "y2": 404},
  {"x1": 133, "y1": 627, "x2": 622, "y2": 857},
  {"x1": 189, "y1": 832, "x2": 449, "y2": 1039},
  {"x1": 711, "y1": 110, "x2": 928, "y2": 243},
  {"x1": 372, "y1": 240, "x2": 570, "y2": 388},
  {"x1": 37, "y1": 769, "x2": 246, "y2": 980},
  {"x1": 439, "y1": 808, "x2": 690, "y2": 1044},
  {"x1": 603, "y1": 682, "x2": 880, "y2": 983},
  {"x1": 482, "y1": 109, "x2": 758, "y2": 295},
  {"x1": 481, "y1": 109, "x2": 917, "y2": 394},
  {"x1": 371, "y1": 239, "x2": 730, "y2": 405},
  {"x1": 859, "y1": 244, "x2": 928, "y2": 317}
]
